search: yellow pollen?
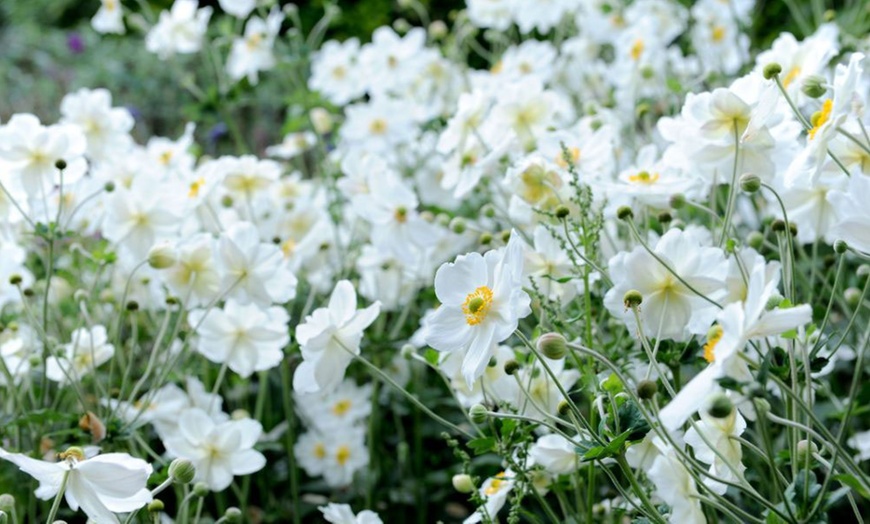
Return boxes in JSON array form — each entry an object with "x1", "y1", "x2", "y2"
[
  {"x1": 808, "y1": 99, "x2": 832, "y2": 140},
  {"x1": 394, "y1": 207, "x2": 408, "y2": 223},
  {"x1": 462, "y1": 286, "x2": 493, "y2": 326},
  {"x1": 369, "y1": 118, "x2": 388, "y2": 135},
  {"x1": 159, "y1": 151, "x2": 173, "y2": 166},
  {"x1": 555, "y1": 147, "x2": 581, "y2": 169},
  {"x1": 188, "y1": 177, "x2": 205, "y2": 198},
  {"x1": 484, "y1": 472, "x2": 508, "y2": 496},
  {"x1": 332, "y1": 66, "x2": 346, "y2": 80},
  {"x1": 490, "y1": 60, "x2": 503, "y2": 74},
  {"x1": 333, "y1": 399, "x2": 351, "y2": 416},
  {"x1": 711, "y1": 25, "x2": 726, "y2": 42},
  {"x1": 281, "y1": 238, "x2": 296, "y2": 257},
  {"x1": 104, "y1": 0, "x2": 116, "y2": 11},
  {"x1": 703, "y1": 325, "x2": 723, "y2": 363},
  {"x1": 314, "y1": 443, "x2": 326, "y2": 459},
  {"x1": 783, "y1": 66, "x2": 801, "y2": 88},
  {"x1": 336, "y1": 445, "x2": 351, "y2": 466},
  {"x1": 630, "y1": 39, "x2": 644, "y2": 62},
  {"x1": 628, "y1": 171, "x2": 660, "y2": 185},
  {"x1": 246, "y1": 33, "x2": 264, "y2": 50}
]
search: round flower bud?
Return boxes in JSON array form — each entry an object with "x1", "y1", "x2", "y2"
[
  {"x1": 555, "y1": 205, "x2": 570, "y2": 219},
  {"x1": 51, "y1": 521, "x2": 67, "y2": 524},
  {"x1": 193, "y1": 482, "x2": 210, "y2": 498},
  {"x1": 669, "y1": 193, "x2": 686, "y2": 209},
  {"x1": 500, "y1": 230, "x2": 512, "y2": 243},
  {"x1": 858, "y1": 264, "x2": 870, "y2": 278},
  {"x1": 22, "y1": 287, "x2": 34, "y2": 297},
  {"x1": 616, "y1": 206, "x2": 634, "y2": 221},
  {"x1": 637, "y1": 380, "x2": 658, "y2": 400},
  {"x1": 480, "y1": 232, "x2": 493, "y2": 245},
  {"x1": 765, "y1": 291, "x2": 784, "y2": 310},
  {"x1": 623, "y1": 289, "x2": 643, "y2": 309},
  {"x1": 746, "y1": 231, "x2": 764, "y2": 250},
  {"x1": 0, "y1": 494, "x2": 14, "y2": 512},
  {"x1": 707, "y1": 394, "x2": 734, "y2": 419},
  {"x1": 55, "y1": 159, "x2": 67, "y2": 171},
  {"x1": 428, "y1": 20, "x2": 448, "y2": 39},
  {"x1": 801, "y1": 75, "x2": 827, "y2": 99},
  {"x1": 834, "y1": 239, "x2": 848, "y2": 254},
  {"x1": 557, "y1": 400, "x2": 571, "y2": 416},
  {"x1": 310, "y1": 108, "x2": 334, "y2": 135},
  {"x1": 770, "y1": 219, "x2": 786, "y2": 233},
  {"x1": 400, "y1": 344, "x2": 415, "y2": 360},
  {"x1": 8, "y1": 274, "x2": 21, "y2": 286},
  {"x1": 126, "y1": 300, "x2": 139, "y2": 312},
  {"x1": 844, "y1": 287, "x2": 862, "y2": 308},
  {"x1": 469, "y1": 404, "x2": 488, "y2": 424},
  {"x1": 504, "y1": 359, "x2": 520, "y2": 375},
  {"x1": 393, "y1": 18, "x2": 412, "y2": 33},
  {"x1": 148, "y1": 500, "x2": 165, "y2": 513},
  {"x1": 481, "y1": 203, "x2": 496, "y2": 218},
  {"x1": 452, "y1": 474, "x2": 475, "y2": 494},
  {"x1": 231, "y1": 409, "x2": 250, "y2": 420},
  {"x1": 224, "y1": 507, "x2": 243, "y2": 523},
  {"x1": 103, "y1": 181, "x2": 115, "y2": 193},
  {"x1": 221, "y1": 195, "x2": 234, "y2": 208},
  {"x1": 537, "y1": 333, "x2": 567, "y2": 360},
  {"x1": 169, "y1": 458, "x2": 196, "y2": 484},
  {"x1": 148, "y1": 242, "x2": 177, "y2": 269},
  {"x1": 763, "y1": 62, "x2": 782, "y2": 80},
  {"x1": 796, "y1": 440, "x2": 820, "y2": 463},
  {"x1": 657, "y1": 211, "x2": 672, "y2": 225},
  {"x1": 739, "y1": 173, "x2": 761, "y2": 193},
  {"x1": 0, "y1": 511, "x2": 6, "y2": 524},
  {"x1": 788, "y1": 222, "x2": 798, "y2": 237},
  {"x1": 450, "y1": 217, "x2": 467, "y2": 234}
]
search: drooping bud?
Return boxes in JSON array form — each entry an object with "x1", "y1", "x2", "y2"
[
  {"x1": 452, "y1": 473, "x2": 475, "y2": 493},
  {"x1": 739, "y1": 173, "x2": 761, "y2": 193},
  {"x1": 537, "y1": 333, "x2": 567, "y2": 360},
  {"x1": 623, "y1": 289, "x2": 643, "y2": 309},
  {"x1": 763, "y1": 62, "x2": 782, "y2": 80},
  {"x1": 637, "y1": 380, "x2": 658, "y2": 400},
  {"x1": 801, "y1": 75, "x2": 827, "y2": 99},
  {"x1": 169, "y1": 458, "x2": 197, "y2": 484},
  {"x1": 707, "y1": 394, "x2": 734, "y2": 419}
]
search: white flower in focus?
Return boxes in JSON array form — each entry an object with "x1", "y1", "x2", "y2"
[
  {"x1": 648, "y1": 445, "x2": 707, "y2": 524},
  {"x1": 163, "y1": 408, "x2": 266, "y2": 491},
  {"x1": 293, "y1": 280, "x2": 381, "y2": 393},
  {"x1": 189, "y1": 300, "x2": 289, "y2": 378},
  {"x1": 46, "y1": 326, "x2": 114, "y2": 384},
  {"x1": 102, "y1": 181, "x2": 183, "y2": 261},
  {"x1": 294, "y1": 379, "x2": 373, "y2": 431},
  {"x1": 319, "y1": 503, "x2": 383, "y2": 524},
  {"x1": 423, "y1": 233, "x2": 531, "y2": 387},
  {"x1": 0, "y1": 447, "x2": 152, "y2": 524},
  {"x1": 91, "y1": 0, "x2": 125, "y2": 34},
  {"x1": 145, "y1": 0, "x2": 213, "y2": 60}
]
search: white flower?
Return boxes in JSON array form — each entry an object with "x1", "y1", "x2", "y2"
[
  {"x1": 423, "y1": 232, "x2": 531, "y2": 387},
  {"x1": 60, "y1": 88, "x2": 133, "y2": 162},
  {"x1": 648, "y1": 445, "x2": 707, "y2": 524},
  {"x1": 827, "y1": 167, "x2": 870, "y2": 254},
  {"x1": 685, "y1": 408, "x2": 747, "y2": 494},
  {"x1": 189, "y1": 300, "x2": 289, "y2": 378},
  {"x1": 91, "y1": 0, "x2": 125, "y2": 34},
  {"x1": 163, "y1": 408, "x2": 266, "y2": 491},
  {"x1": 102, "y1": 181, "x2": 184, "y2": 261},
  {"x1": 464, "y1": 471, "x2": 515, "y2": 524},
  {"x1": 530, "y1": 434, "x2": 579, "y2": 475},
  {"x1": 0, "y1": 448, "x2": 152, "y2": 524},
  {"x1": 217, "y1": 221, "x2": 297, "y2": 306},
  {"x1": 46, "y1": 326, "x2": 115, "y2": 384},
  {"x1": 319, "y1": 503, "x2": 383, "y2": 524},
  {"x1": 293, "y1": 280, "x2": 380, "y2": 393},
  {"x1": 226, "y1": 9, "x2": 284, "y2": 84},
  {"x1": 294, "y1": 379, "x2": 373, "y2": 431},
  {"x1": 309, "y1": 38, "x2": 365, "y2": 106},
  {"x1": 218, "y1": 0, "x2": 255, "y2": 18},
  {"x1": 145, "y1": 0, "x2": 213, "y2": 60}
]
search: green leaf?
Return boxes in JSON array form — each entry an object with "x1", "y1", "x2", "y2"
[
  {"x1": 602, "y1": 373, "x2": 622, "y2": 394},
  {"x1": 833, "y1": 474, "x2": 870, "y2": 499},
  {"x1": 424, "y1": 348, "x2": 440, "y2": 365},
  {"x1": 467, "y1": 437, "x2": 496, "y2": 455}
]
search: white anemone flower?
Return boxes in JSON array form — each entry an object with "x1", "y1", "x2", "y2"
[
  {"x1": 464, "y1": 471, "x2": 516, "y2": 524},
  {"x1": 217, "y1": 221, "x2": 297, "y2": 306},
  {"x1": 145, "y1": 0, "x2": 213, "y2": 60},
  {"x1": 91, "y1": 0, "x2": 125, "y2": 34},
  {"x1": 292, "y1": 280, "x2": 381, "y2": 393},
  {"x1": 0, "y1": 447, "x2": 152, "y2": 524},
  {"x1": 530, "y1": 434, "x2": 579, "y2": 475},
  {"x1": 685, "y1": 407, "x2": 747, "y2": 494},
  {"x1": 46, "y1": 326, "x2": 114, "y2": 384},
  {"x1": 648, "y1": 444, "x2": 707, "y2": 524},
  {"x1": 319, "y1": 503, "x2": 383, "y2": 524},
  {"x1": 423, "y1": 232, "x2": 531, "y2": 387}
]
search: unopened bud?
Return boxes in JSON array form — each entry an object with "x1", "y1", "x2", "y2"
[
  {"x1": 500, "y1": 230, "x2": 512, "y2": 243},
  {"x1": 450, "y1": 217, "x2": 467, "y2": 234},
  {"x1": 746, "y1": 231, "x2": 764, "y2": 250},
  {"x1": 796, "y1": 439, "x2": 820, "y2": 462},
  {"x1": 55, "y1": 159, "x2": 67, "y2": 171},
  {"x1": 801, "y1": 75, "x2": 827, "y2": 99},
  {"x1": 469, "y1": 404, "x2": 487, "y2": 424},
  {"x1": 637, "y1": 380, "x2": 658, "y2": 400},
  {"x1": 834, "y1": 239, "x2": 848, "y2": 254},
  {"x1": 669, "y1": 193, "x2": 686, "y2": 209},
  {"x1": 771, "y1": 219, "x2": 786, "y2": 233},
  {"x1": 707, "y1": 394, "x2": 734, "y2": 419},
  {"x1": 555, "y1": 205, "x2": 570, "y2": 219},
  {"x1": 429, "y1": 20, "x2": 448, "y2": 39},
  {"x1": 481, "y1": 203, "x2": 496, "y2": 218},
  {"x1": 148, "y1": 500, "x2": 165, "y2": 512},
  {"x1": 400, "y1": 344, "x2": 415, "y2": 360},
  {"x1": 8, "y1": 274, "x2": 21, "y2": 286},
  {"x1": 657, "y1": 211, "x2": 672, "y2": 225},
  {"x1": 0, "y1": 495, "x2": 13, "y2": 512},
  {"x1": 452, "y1": 473, "x2": 475, "y2": 493},
  {"x1": 310, "y1": 107, "x2": 333, "y2": 135},
  {"x1": 224, "y1": 507, "x2": 243, "y2": 523},
  {"x1": 858, "y1": 264, "x2": 870, "y2": 278},
  {"x1": 623, "y1": 289, "x2": 643, "y2": 309},
  {"x1": 126, "y1": 300, "x2": 139, "y2": 312},
  {"x1": 557, "y1": 400, "x2": 571, "y2": 416},
  {"x1": 504, "y1": 359, "x2": 519, "y2": 375},
  {"x1": 148, "y1": 242, "x2": 177, "y2": 269},
  {"x1": 537, "y1": 333, "x2": 567, "y2": 360},
  {"x1": 763, "y1": 62, "x2": 782, "y2": 80},
  {"x1": 169, "y1": 458, "x2": 196, "y2": 484},
  {"x1": 103, "y1": 181, "x2": 115, "y2": 193},
  {"x1": 479, "y1": 232, "x2": 493, "y2": 245},
  {"x1": 765, "y1": 292, "x2": 784, "y2": 310},
  {"x1": 616, "y1": 206, "x2": 634, "y2": 221},
  {"x1": 739, "y1": 173, "x2": 761, "y2": 193},
  {"x1": 844, "y1": 287, "x2": 862, "y2": 308},
  {"x1": 193, "y1": 482, "x2": 209, "y2": 497}
]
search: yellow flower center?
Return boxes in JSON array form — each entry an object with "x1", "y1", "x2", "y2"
[
  {"x1": 808, "y1": 99, "x2": 833, "y2": 140},
  {"x1": 711, "y1": 25, "x2": 726, "y2": 42},
  {"x1": 336, "y1": 445, "x2": 351, "y2": 466},
  {"x1": 462, "y1": 286, "x2": 493, "y2": 326},
  {"x1": 628, "y1": 171, "x2": 660, "y2": 185},
  {"x1": 630, "y1": 39, "x2": 644, "y2": 62},
  {"x1": 703, "y1": 325, "x2": 723, "y2": 363},
  {"x1": 555, "y1": 147, "x2": 580, "y2": 169},
  {"x1": 394, "y1": 206, "x2": 408, "y2": 223},
  {"x1": 314, "y1": 443, "x2": 326, "y2": 459},
  {"x1": 333, "y1": 399, "x2": 351, "y2": 416},
  {"x1": 369, "y1": 118, "x2": 388, "y2": 135},
  {"x1": 332, "y1": 66, "x2": 346, "y2": 80},
  {"x1": 188, "y1": 177, "x2": 205, "y2": 198},
  {"x1": 159, "y1": 151, "x2": 173, "y2": 166},
  {"x1": 783, "y1": 66, "x2": 801, "y2": 88},
  {"x1": 281, "y1": 238, "x2": 296, "y2": 258},
  {"x1": 484, "y1": 472, "x2": 509, "y2": 496}
]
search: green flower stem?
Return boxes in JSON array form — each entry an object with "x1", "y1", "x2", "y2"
[
  {"x1": 719, "y1": 122, "x2": 742, "y2": 247},
  {"x1": 45, "y1": 468, "x2": 70, "y2": 524}
]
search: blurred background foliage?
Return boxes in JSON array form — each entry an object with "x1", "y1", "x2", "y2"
[{"x1": 0, "y1": 0, "x2": 867, "y2": 150}]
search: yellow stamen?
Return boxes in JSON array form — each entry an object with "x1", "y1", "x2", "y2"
[
  {"x1": 369, "y1": 118, "x2": 388, "y2": 135},
  {"x1": 808, "y1": 99, "x2": 833, "y2": 140},
  {"x1": 628, "y1": 171, "x2": 660, "y2": 185},
  {"x1": 333, "y1": 399, "x2": 351, "y2": 416},
  {"x1": 188, "y1": 177, "x2": 205, "y2": 198},
  {"x1": 484, "y1": 472, "x2": 508, "y2": 496},
  {"x1": 783, "y1": 66, "x2": 801, "y2": 88},
  {"x1": 462, "y1": 286, "x2": 494, "y2": 326},
  {"x1": 630, "y1": 39, "x2": 644, "y2": 62},
  {"x1": 703, "y1": 325, "x2": 723, "y2": 363},
  {"x1": 711, "y1": 25, "x2": 726, "y2": 42},
  {"x1": 555, "y1": 147, "x2": 581, "y2": 169},
  {"x1": 336, "y1": 445, "x2": 351, "y2": 466},
  {"x1": 314, "y1": 443, "x2": 326, "y2": 459}
]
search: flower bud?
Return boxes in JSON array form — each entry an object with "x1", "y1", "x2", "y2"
[
  {"x1": 707, "y1": 394, "x2": 734, "y2": 419},
  {"x1": 450, "y1": 217, "x2": 467, "y2": 234},
  {"x1": 763, "y1": 62, "x2": 782, "y2": 80},
  {"x1": 657, "y1": 211, "x2": 672, "y2": 225},
  {"x1": 481, "y1": 203, "x2": 496, "y2": 218},
  {"x1": 169, "y1": 458, "x2": 196, "y2": 484},
  {"x1": 148, "y1": 500, "x2": 165, "y2": 513},
  {"x1": 623, "y1": 289, "x2": 643, "y2": 309},
  {"x1": 310, "y1": 107, "x2": 333, "y2": 135},
  {"x1": 55, "y1": 159, "x2": 67, "y2": 171},
  {"x1": 400, "y1": 344, "x2": 415, "y2": 360},
  {"x1": 126, "y1": 300, "x2": 139, "y2": 312},
  {"x1": 504, "y1": 359, "x2": 520, "y2": 375},
  {"x1": 537, "y1": 333, "x2": 567, "y2": 360},
  {"x1": 858, "y1": 264, "x2": 870, "y2": 278},
  {"x1": 469, "y1": 404, "x2": 487, "y2": 424},
  {"x1": 555, "y1": 205, "x2": 570, "y2": 219},
  {"x1": 823, "y1": 9, "x2": 835, "y2": 21},
  {"x1": 479, "y1": 232, "x2": 493, "y2": 245},
  {"x1": 428, "y1": 20, "x2": 448, "y2": 39},
  {"x1": 0, "y1": 494, "x2": 13, "y2": 512},
  {"x1": 148, "y1": 242, "x2": 177, "y2": 269},
  {"x1": 393, "y1": 18, "x2": 412, "y2": 33},
  {"x1": 79, "y1": 411, "x2": 106, "y2": 443},
  {"x1": 616, "y1": 205, "x2": 634, "y2": 221},
  {"x1": 0, "y1": 511, "x2": 6, "y2": 524},
  {"x1": 557, "y1": 400, "x2": 571, "y2": 416},
  {"x1": 669, "y1": 193, "x2": 686, "y2": 209},
  {"x1": 103, "y1": 181, "x2": 115, "y2": 193},
  {"x1": 765, "y1": 291, "x2": 784, "y2": 310},
  {"x1": 637, "y1": 380, "x2": 658, "y2": 400},
  {"x1": 771, "y1": 219, "x2": 786, "y2": 233},
  {"x1": 844, "y1": 287, "x2": 862, "y2": 308},
  {"x1": 193, "y1": 482, "x2": 210, "y2": 497},
  {"x1": 746, "y1": 231, "x2": 764, "y2": 250},
  {"x1": 224, "y1": 507, "x2": 243, "y2": 523},
  {"x1": 796, "y1": 439, "x2": 820, "y2": 463},
  {"x1": 452, "y1": 473, "x2": 475, "y2": 493},
  {"x1": 739, "y1": 173, "x2": 761, "y2": 193},
  {"x1": 801, "y1": 75, "x2": 827, "y2": 99},
  {"x1": 8, "y1": 274, "x2": 21, "y2": 286},
  {"x1": 834, "y1": 239, "x2": 848, "y2": 254},
  {"x1": 500, "y1": 230, "x2": 512, "y2": 243}
]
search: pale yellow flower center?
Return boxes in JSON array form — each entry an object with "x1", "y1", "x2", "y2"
[
  {"x1": 711, "y1": 25, "x2": 726, "y2": 42},
  {"x1": 314, "y1": 443, "x2": 326, "y2": 459},
  {"x1": 332, "y1": 399, "x2": 351, "y2": 416},
  {"x1": 808, "y1": 99, "x2": 833, "y2": 140},
  {"x1": 462, "y1": 286, "x2": 493, "y2": 326},
  {"x1": 703, "y1": 325, "x2": 723, "y2": 363},
  {"x1": 484, "y1": 472, "x2": 509, "y2": 496},
  {"x1": 628, "y1": 171, "x2": 660, "y2": 185},
  {"x1": 188, "y1": 177, "x2": 205, "y2": 198},
  {"x1": 369, "y1": 118, "x2": 388, "y2": 135},
  {"x1": 336, "y1": 445, "x2": 351, "y2": 465},
  {"x1": 630, "y1": 39, "x2": 644, "y2": 62}
]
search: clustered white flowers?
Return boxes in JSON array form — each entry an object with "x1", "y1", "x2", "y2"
[{"x1": 0, "y1": 0, "x2": 868, "y2": 522}]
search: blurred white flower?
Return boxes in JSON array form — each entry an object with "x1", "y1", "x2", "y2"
[
  {"x1": 145, "y1": 0, "x2": 213, "y2": 60},
  {"x1": 91, "y1": 0, "x2": 125, "y2": 34},
  {"x1": 46, "y1": 326, "x2": 115, "y2": 384}
]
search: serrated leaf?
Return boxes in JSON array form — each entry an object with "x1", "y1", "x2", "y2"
[{"x1": 467, "y1": 437, "x2": 495, "y2": 455}]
